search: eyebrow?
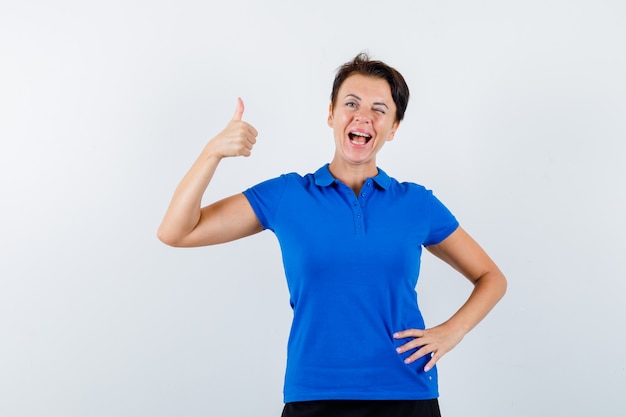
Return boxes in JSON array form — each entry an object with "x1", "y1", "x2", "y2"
[{"x1": 345, "y1": 94, "x2": 389, "y2": 109}]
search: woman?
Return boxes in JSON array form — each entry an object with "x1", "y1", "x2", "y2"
[{"x1": 158, "y1": 53, "x2": 507, "y2": 417}]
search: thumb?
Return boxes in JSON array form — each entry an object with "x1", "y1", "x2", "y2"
[{"x1": 232, "y1": 97, "x2": 244, "y2": 121}]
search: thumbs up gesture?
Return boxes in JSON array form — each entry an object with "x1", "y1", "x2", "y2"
[{"x1": 207, "y1": 98, "x2": 259, "y2": 158}]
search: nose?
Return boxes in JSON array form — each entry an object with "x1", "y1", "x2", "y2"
[{"x1": 355, "y1": 112, "x2": 371, "y2": 124}]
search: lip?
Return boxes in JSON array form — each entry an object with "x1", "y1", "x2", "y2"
[
  {"x1": 349, "y1": 127, "x2": 372, "y2": 136},
  {"x1": 347, "y1": 128, "x2": 373, "y2": 146}
]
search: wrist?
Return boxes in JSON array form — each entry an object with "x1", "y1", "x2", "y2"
[
  {"x1": 200, "y1": 140, "x2": 226, "y2": 162},
  {"x1": 442, "y1": 318, "x2": 470, "y2": 339}
]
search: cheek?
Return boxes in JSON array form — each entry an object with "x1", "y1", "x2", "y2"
[{"x1": 332, "y1": 113, "x2": 351, "y2": 130}]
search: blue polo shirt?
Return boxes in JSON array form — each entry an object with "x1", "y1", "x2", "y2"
[{"x1": 243, "y1": 164, "x2": 459, "y2": 402}]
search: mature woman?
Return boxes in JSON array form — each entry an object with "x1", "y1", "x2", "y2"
[{"x1": 158, "y1": 53, "x2": 507, "y2": 417}]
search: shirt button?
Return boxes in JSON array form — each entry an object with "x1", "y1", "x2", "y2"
[
  {"x1": 357, "y1": 214, "x2": 362, "y2": 218},
  {"x1": 367, "y1": 182, "x2": 372, "y2": 187},
  {"x1": 361, "y1": 193, "x2": 366, "y2": 198}
]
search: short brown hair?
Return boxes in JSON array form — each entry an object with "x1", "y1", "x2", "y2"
[{"x1": 331, "y1": 53, "x2": 410, "y2": 122}]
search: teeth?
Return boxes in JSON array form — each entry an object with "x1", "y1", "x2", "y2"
[{"x1": 350, "y1": 131, "x2": 371, "y2": 138}]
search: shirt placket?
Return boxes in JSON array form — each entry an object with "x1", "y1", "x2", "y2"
[{"x1": 337, "y1": 179, "x2": 373, "y2": 235}]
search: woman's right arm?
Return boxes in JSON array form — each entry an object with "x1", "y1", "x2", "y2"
[{"x1": 157, "y1": 98, "x2": 263, "y2": 247}]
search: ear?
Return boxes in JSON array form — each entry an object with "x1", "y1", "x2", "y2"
[
  {"x1": 387, "y1": 121, "x2": 400, "y2": 141},
  {"x1": 327, "y1": 103, "x2": 334, "y2": 127}
]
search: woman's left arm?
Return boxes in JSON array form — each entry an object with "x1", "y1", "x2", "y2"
[{"x1": 394, "y1": 226, "x2": 507, "y2": 371}]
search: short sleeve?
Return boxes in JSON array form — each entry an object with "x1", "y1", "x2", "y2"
[
  {"x1": 242, "y1": 175, "x2": 289, "y2": 231},
  {"x1": 423, "y1": 190, "x2": 459, "y2": 246}
]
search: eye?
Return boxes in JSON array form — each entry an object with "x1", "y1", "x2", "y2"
[
  {"x1": 374, "y1": 107, "x2": 386, "y2": 114},
  {"x1": 345, "y1": 101, "x2": 357, "y2": 108}
]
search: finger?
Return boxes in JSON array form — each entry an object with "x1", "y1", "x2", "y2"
[
  {"x1": 247, "y1": 124, "x2": 259, "y2": 138},
  {"x1": 424, "y1": 356, "x2": 438, "y2": 372},
  {"x1": 396, "y1": 338, "x2": 423, "y2": 354},
  {"x1": 404, "y1": 346, "x2": 431, "y2": 365},
  {"x1": 232, "y1": 97, "x2": 244, "y2": 121},
  {"x1": 394, "y1": 329, "x2": 424, "y2": 339},
  {"x1": 240, "y1": 125, "x2": 258, "y2": 143}
]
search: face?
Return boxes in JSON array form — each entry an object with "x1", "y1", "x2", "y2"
[{"x1": 328, "y1": 74, "x2": 400, "y2": 168}]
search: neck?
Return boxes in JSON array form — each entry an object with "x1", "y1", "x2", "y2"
[{"x1": 328, "y1": 159, "x2": 378, "y2": 195}]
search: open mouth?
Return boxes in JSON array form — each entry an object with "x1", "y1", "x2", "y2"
[{"x1": 348, "y1": 131, "x2": 372, "y2": 145}]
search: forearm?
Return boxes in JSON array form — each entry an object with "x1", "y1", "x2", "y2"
[
  {"x1": 157, "y1": 146, "x2": 222, "y2": 245},
  {"x1": 442, "y1": 270, "x2": 507, "y2": 336}
]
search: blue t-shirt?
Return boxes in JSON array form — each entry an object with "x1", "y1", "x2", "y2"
[{"x1": 243, "y1": 164, "x2": 459, "y2": 402}]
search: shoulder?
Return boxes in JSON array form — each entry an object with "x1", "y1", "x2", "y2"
[
  {"x1": 244, "y1": 170, "x2": 316, "y2": 198},
  {"x1": 382, "y1": 174, "x2": 451, "y2": 213},
  {"x1": 386, "y1": 175, "x2": 431, "y2": 197}
]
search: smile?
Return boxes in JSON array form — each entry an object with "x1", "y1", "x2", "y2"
[{"x1": 348, "y1": 131, "x2": 372, "y2": 145}]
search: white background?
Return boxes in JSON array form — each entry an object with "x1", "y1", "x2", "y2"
[{"x1": 1, "y1": 1, "x2": 625, "y2": 416}]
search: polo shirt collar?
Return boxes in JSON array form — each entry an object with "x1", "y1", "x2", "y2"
[{"x1": 314, "y1": 164, "x2": 391, "y2": 190}]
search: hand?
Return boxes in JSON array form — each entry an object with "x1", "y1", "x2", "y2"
[
  {"x1": 206, "y1": 97, "x2": 258, "y2": 158},
  {"x1": 394, "y1": 323, "x2": 465, "y2": 372}
]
